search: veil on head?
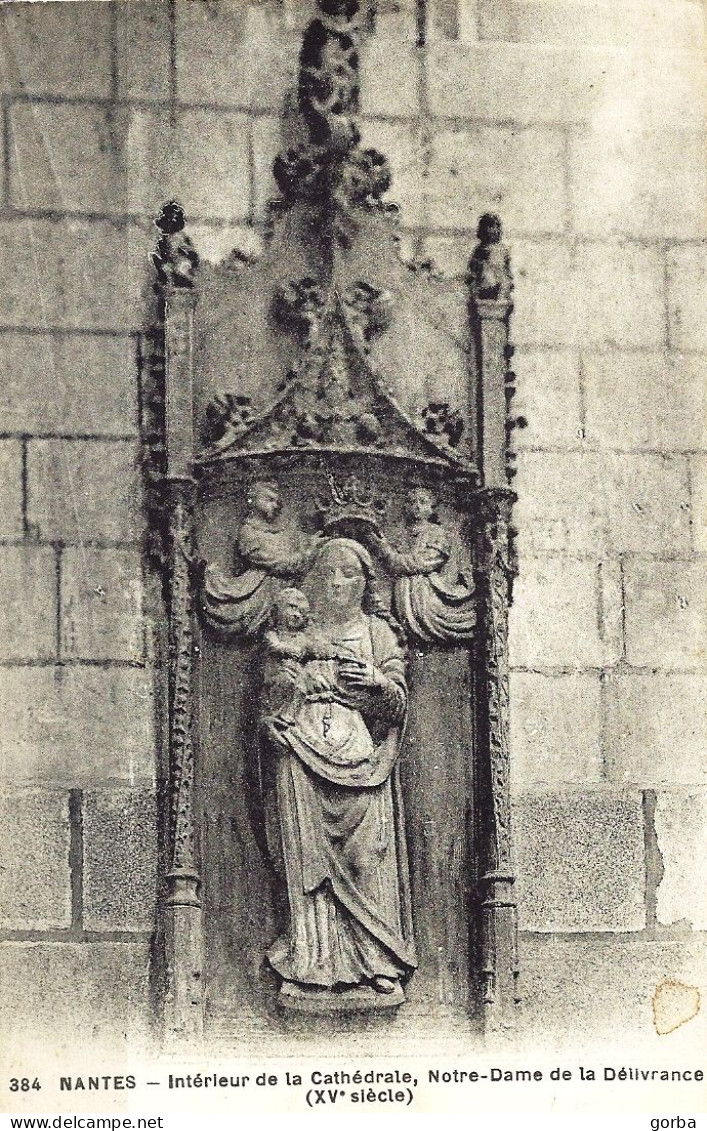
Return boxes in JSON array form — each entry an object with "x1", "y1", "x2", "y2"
[
  {"x1": 313, "y1": 535, "x2": 375, "y2": 574},
  {"x1": 309, "y1": 536, "x2": 404, "y2": 640}
]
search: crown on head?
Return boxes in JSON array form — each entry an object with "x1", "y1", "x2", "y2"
[{"x1": 316, "y1": 473, "x2": 386, "y2": 533}]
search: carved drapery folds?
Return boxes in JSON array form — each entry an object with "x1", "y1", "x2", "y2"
[
  {"x1": 368, "y1": 487, "x2": 476, "y2": 646},
  {"x1": 148, "y1": 0, "x2": 521, "y2": 1038},
  {"x1": 200, "y1": 475, "x2": 477, "y2": 650},
  {"x1": 201, "y1": 479, "x2": 318, "y2": 638}
]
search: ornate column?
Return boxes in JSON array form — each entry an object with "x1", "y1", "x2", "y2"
[
  {"x1": 477, "y1": 489, "x2": 519, "y2": 1027},
  {"x1": 152, "y1": 203, "x2": 203, "y2": 1042},
  {"x1": 469, "y1": 214, "x2": 521, "y2": 1028}
]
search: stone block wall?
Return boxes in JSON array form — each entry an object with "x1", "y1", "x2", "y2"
[{"x1": 0, "y1": 0, "x2": 704, "y2": 1048}]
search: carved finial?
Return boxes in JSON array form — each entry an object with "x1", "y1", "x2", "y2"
[
  {"x1": 300, "y1": 0, "x2": 362, "y2": 155},
  {"x1": 467, "y1": 212, "x2": 513, "y2": 304},
  {"x1": 153, "y1": 201, "x2": 200, "y2": 290},
  {"x1": 156, "y1": 200, "x2": 186, "y2": 236},
  {"x1": 271, "y1": 0, "x2": 392, "y2": 244}
]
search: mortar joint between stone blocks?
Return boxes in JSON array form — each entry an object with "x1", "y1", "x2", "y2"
[
  {"x1": 598, "y1": 667, "x2": 610, "y2": 782},
  {"x1": 0, "y1": 928, "x2": 155, "y2": 944},
  {"x1": 576, "y1": 348, "x2": 587, "y2": 440},
  {"x1": 108, "y1": 0, "x2": 120, "y2": 109},
  {"x1": 685, "y1": 455, "x2": 697, "y2": 554},
  {"x1": 596, "y1": 560, "x2": 606, "y2": 647},
  {"x1": 560, "y1": 124, "x2": 573, "y2": 237},
  {"x1": 0, "y1": 657, "x2": 150, "y2": 672},
  {"x1": 167, "y1": 0, "x2": 178, "y2": 129},
  {"x1": 20, "y1": 436, "x2": 29, "y2": 540},
  {"x1": 618, "y1": 554, "x2": 627, "y2": 664},
  {"x1": 0, "y1": 325, "x2": 141, "y2": 341},
  {"x1": 662, "y1": 239, "x2": 673, "y2": 352},
  {"x1": 68, "y1": 787, "x2": 84, "y2": 936},
  {"x1": 2, "y1": 94, "x2": 11, "y2": 215},
  {"x1": 2, "y1": 432, "x2": 139, "y2": 444},
  {"x1": 54, "y1": 542, "x2": 64, "y2": 664},
  {"x1": 247, "y1": 120, "x2": 257, "y2": 229}
]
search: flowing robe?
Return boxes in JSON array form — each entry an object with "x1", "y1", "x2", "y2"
[
  {"x1": 264, "y1": 614, "x2": 417, "y2": 988},
  {"x1": 201, "y1": 514, "x2": 313, "y2": 636},
  {"x1": 393, "y1": 521, "x2": 476, "y2": 645}
]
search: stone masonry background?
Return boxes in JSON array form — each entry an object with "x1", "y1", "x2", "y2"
[{"x1": 0, "y1": 0, "x2": 705, "y2": 1050}]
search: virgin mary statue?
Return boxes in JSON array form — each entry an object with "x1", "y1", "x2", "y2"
[{"x1": 261, "y1": 538, "x2": 417, "y2": 998}]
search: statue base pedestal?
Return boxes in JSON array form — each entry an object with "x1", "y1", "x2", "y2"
[{"x1": 278, "y1": 980, "x2": 405, "y2": 1014}]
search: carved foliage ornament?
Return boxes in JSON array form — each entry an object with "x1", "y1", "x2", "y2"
[
  {"x1": 272, "y1": 278, "x2": 393, "y2": 348},
  {"x1": 197, "y1": 0, "x2": 477, "y2": 475},
  {"x1": 203, "y1": 288, "x2": 470, "y2": 466}
]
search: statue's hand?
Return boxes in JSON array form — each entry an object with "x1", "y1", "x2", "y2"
[{"x1": 337, "y1": 659, "x2": 382, "y2": 692}]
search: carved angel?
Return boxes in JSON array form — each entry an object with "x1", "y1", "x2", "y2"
[
  {"x1": 200, "y1": 480, "x2": 319, "y2": 637},
  {"x1": 366, "y1": 488, "x2": 476, "y2": 646}
]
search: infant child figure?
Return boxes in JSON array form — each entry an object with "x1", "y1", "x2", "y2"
[{"x1": 262, "y1": 587, "x2": 347, "y2": 731}]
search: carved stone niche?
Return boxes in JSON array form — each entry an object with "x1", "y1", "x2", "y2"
[{"x1": 147, "y1": 0, "x2": 520, "y2": 1045}]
